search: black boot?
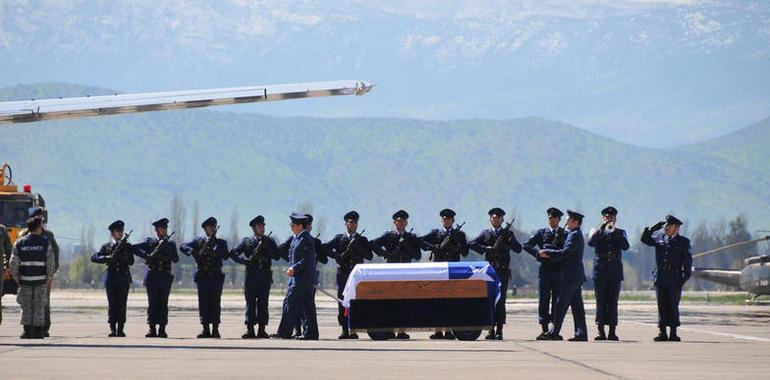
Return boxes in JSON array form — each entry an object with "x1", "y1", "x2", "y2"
[
  {"x1": 338, "y1": 326, "x2": 351, "y2": 340},
  {"x1": 444, "y1": 331, "x2": 455, "y2": 340},
  {"x1": 607, "y1": 325, "x2": 619, "y2": 341},
  {"x1": 256, "y1": 324, "x2": 269, "y2": 339},
  {"x1": 146, "y1": 324, "x2": 157, "y2": 338},
  {"x1": 108, "y1": 323, "x2": 117, "y2": 337},
  {"x1": 595, "y1": 325, "x2": 607, "y2": 341},
  {"x1": 541, "y1": 323, "x2": 549, "y2": 333},
  {"x1": 485, "y1": 326, "x2": 496, "y2": 340},
  {"x1": 429, "y1": 331, "x2": 444, "y2": 340},
  {"x1": 211, "y1": 323, "x2": 221, "y2": 338},
  {"x1": 117, "y1": 322, "x2": 126, "y2": 337},
  {"x1": 242, "y1": 324, "x2": 256, "y2": 339},
  {"x1": 33, "y1": 326, "x2": 45, "y2": 339},
  {"x1": 494, "y1": 324, "x2": 503, "y2": 340},
  {"x1": 158, "y1": 324, "x2": 168, "y2": 338},
  {"x1": 21, "y1": 325, "x2": 32, "y2": 339},
  {"x1": 653, "y1": 326, "x2": 668, "y2": 342},
  {"x1": 668, "y1": 327, "x2": 680, "y2": 342},
  {"x1": 197, "y1": 324, "x2": 211, "y2": 338}
]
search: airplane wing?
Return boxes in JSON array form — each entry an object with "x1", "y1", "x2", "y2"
[
  {"x1": 692, "y1": 268, "x2": 742, "y2": 288},
  {"x1": 0, "y1": 80, "x2": 372, "y2": 124}
]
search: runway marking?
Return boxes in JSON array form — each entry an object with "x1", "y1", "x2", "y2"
[
  {"x1": 510, "y1": 341, "x2": 630, "y2": 380},
  {"x1": 628, "y1": 321, "x2": 770, "y2": 342}
]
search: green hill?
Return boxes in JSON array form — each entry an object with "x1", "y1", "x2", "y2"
[{"x1": 2, "y1": 83, "x2": 769, "y2": 246}]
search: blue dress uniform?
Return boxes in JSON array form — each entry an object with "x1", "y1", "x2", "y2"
[
  {"x1": 133, "y1": 218, "x2": 179, "y2": 338},
  {"x1": 274, "y1": 213, "x2": 318, "y2": 339},
  {"x1": 230, "y1": 215, "x2": 279, "y2": 339},
  {"x1": 641, "y1": 215, "x2": 692, "y2": 342},
  {"x1": 370, "y1": 210, "x2": 429, "y2": 265},
  {"x1": 469, "y1": 208, "x2": 522, "y2": 340},
  {"x1": 324, "y1": 210, "x2": 375, "y2": 339},
  {"x1": 523, "y1": 207, "x2": 565, "y2": 334},
  {"x1": 542, "y1": 210, "x2": 588, "y2": 341},
  {"x1": 90, "y1": 220, "x2": 134, "y2": 337},
  {"x1": 180, "y1": 217, "x2": 229, "y2": 338},
  {"x1": 587, "y1": 206, "x2": 630, "y2": 341}
]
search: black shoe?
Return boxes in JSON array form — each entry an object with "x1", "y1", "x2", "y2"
[
  {"x1": 108, "y1": 331, "x2": 117, "y2": 337},
  {"x1": 494, "y1": 332, "x2": 503, "y2": 340},
  {"x1": 256, "y1": 327, "x2": 270, "y2": 339},
  {"x1": 338, "y1": 332, "x2": 350, "y2": 339},
  {"x1": 21, "y1": 325, "x2": 32, "y2": 339},
  {"x1": 31, "y1": 326, "x2": 45, "y2": 339},
  {"x1": 444, "y1": 331, "x2": 455, "y2": 340},
  {"x1": 158, "y1": 326, "x2": 168, "y2": 338},
  {"x1": 197, "y1": 325, "x2": 212, "y2": 339},
  {"x1": 349, "y1": 333, "x2": 359, "y2": 339},
  {"x1": 211, "y1": 324, "x2": 221, "y2": 339},
  {"x1": 116, "y1": 323, "x2": 126, "y2": 337},
  {"x1": 44, "y1": 330, "x2": 50, "y2": 338},
  {"x1": 146, "y1": 325, "x2": 157, "y2": 338},
  {"x1": 242, "y1": 325, "x2": 256, "y2": 339},
  {"x1": 668, "y1": 334, "x2": 681, "y2": 342},
  {"x1": 484, "y1": 330, "x2": 496, "y2": 340},
  {"x1": 653, "y1": 332, "x2": 668, "y2": 342},
  {"x1": 607, "y1": 333, "x2": 619, "y2": 341},
  {"x1": 568, "y1": 335, "x2": 588, "y2": 342},
  {"x1": 595, "y1": 333, "x2": 607, "y2": 341},
  {"x1": 429, "y1": 332, "x2": 444, "y2": 340},
  {"x1": 295, "y1": 335, "x2": 319, "y2": 341},
  {"x1": 396, "y1": 332, "x2": 410, "y2": 340},
  {"x1": 536, "y1": 332, "x2": 551, "y2": 340},
  {"x1": 269, "y1": 333, "x2": 283, "y2": 339}
]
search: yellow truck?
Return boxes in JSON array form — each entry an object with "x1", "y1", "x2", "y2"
[{"x1": 1, "y1": 162, "x2": 47, "y2": 244}]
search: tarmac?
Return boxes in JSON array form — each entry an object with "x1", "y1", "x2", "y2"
[{"x1": 1, "y1": 290, "x2": 769, "y2": 380}]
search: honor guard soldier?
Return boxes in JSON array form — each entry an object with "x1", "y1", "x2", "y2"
[
  {"x1": 91, "y1": 220, "x2": 134, "y2": 337},
  {"x1": 538, "y1": 210, "x2": 588, "y2": 341},
  {"x1": 133, "y1": 218, "x2": 179, "y2": 338},
  {"x1": 420, "y1": 208, "x2": 469, "y2": 340},
  {"x1": 587, "y1": 206, "x2": 630, "y2": 341},
  {"x1": 273, "y1": 212, "x2": 318, "y2": 340},
  {"x1": 0, "y1": 222, "x2": 12, "y2": 326},
  {"x1": 641, "y1": 215, "x2": 692, "y2": 342},
  {"x1": 323, "y1": 210, "x2": 374, "y2": 339},
  {"x1": 20, "y1": 207, "x2": 59, "y2": 337},
  {"x1": 180, "y1": 217, "x2": 229, "y2": 338},
  {"x1": 229, "y1": 215, "x2": 280, "y2": 339},
  {"x1": 470, "y1": 207, "x2": 522, "y2": 340},
  {"x1": 523, "y1": 207, "x2": 565, "y2": 338},
  {"x1": 9, "y1": 216, "x2": 55, "y2": 339}
]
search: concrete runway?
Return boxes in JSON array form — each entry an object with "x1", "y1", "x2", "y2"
[{"x1": 1, "y1": 290, "x2": 769, "y2": 380}]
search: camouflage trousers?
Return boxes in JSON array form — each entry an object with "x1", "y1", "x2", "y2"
[{"x1": 17, "y1": 285, "x2": 48, "y2": 326}]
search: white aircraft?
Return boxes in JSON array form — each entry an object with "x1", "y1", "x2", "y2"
[{"x1": 0, "y1": 80, "x2": 372, "y2": 124}]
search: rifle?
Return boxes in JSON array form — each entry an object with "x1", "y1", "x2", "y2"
[
  {"x1": 338, "y1": 229, "x2": 366, "y2": 261},
  {"x1": 431, "y1": 222, "x2": 466, "y2": 261},
  {"x1": 247, "y1": 231, "x2": 272, "y2": 266},
  {"x1": 106, "y1": 229, "x2": 133, "y2": 263},
  {"x1": 147, "y1": 231, "x2": 175, "y2": 262},
  {"x1": 488, "y1": 222, "x2": 514, "y2": 267},
  {"x1": 196, "y1": 225, "x2": 220, "y2": 260},
  {"x1": 393, "y1": 228, "x2": 414, "y2": 262}
]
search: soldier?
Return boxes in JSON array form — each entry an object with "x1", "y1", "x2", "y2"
[
  {"x1": 91, "y1": 220, "x2": 134, "y2": 337},
  {"x1": 641, "y1": 215, "x2": 692, "y2": 342},
  {"x1": 420, "y1": 208, "x2": 469, "y2": 340},
  {"x1": 0, "y1": 222, "x2": 12, "y2": 326},
  {"x1": 538, "y1": 210, "x2": 588, "y2": 342},
  {"x1": 180, "y1": 217, "x2": 229, "y2": 338},
  {"x1": 229, "y1": 215, "x2": 279, "y2": 339},
  {"x1": 272, "y1": 212, "x2": 318, "y2": 339},
  {"x1": 133, "y1": 218, "x2": 179, "y2": 338},
  {"x1": 587, "y1": 206, "x2": 630, "y2": 341},
  {"x1": 20, "y1": 206, "x2": 59, "y2": 337},
  {"x1": 523, "y1": 207, "x2": 565, "y2": 338},
  {"x1": 323, "y1": 210, "x2": 374, "y2": 339},
  {"x1": 469, "y1": 207, "x2": 522, "y2": 340},
  {"x1": 9, "y1": 216, "x2": 55, "y2": 339}
]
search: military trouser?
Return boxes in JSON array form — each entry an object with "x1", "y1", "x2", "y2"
[
  {"x1": 494, "y1": 268, "x2": 511, "y2": 325},
  {"x1": 18, "y1": 285, "x2": 48, "y2": 327},
  {"x1": 244, "y1": 272, "x2": 271, "y2": 326},
  {"x1": 276, "y1": 284, "x2": 316, "y2": 338},
  {"x1": 146, "y1": 280, "x2": 173, "y2": 325},
  {"x1": 44, "y1": 282, "x2": 53, "y2": 331},
  {"x1": 594, "y1": 277, "x2": 622, "y2": 326},
  {"x1": 655, "y1": 282, "x2": 682, "y2": 327},
  {"x1": 105, "y1": 279, "x2": 130, "y2": 324},
  {"x1": 195, "y1": 272, "x2": 224, "y2": 324},
  {"x1": 336, "y1": 269, "x2": 352, "y2": 327},
  {"x1": 552, "y1": 280, "x2": 587, "y2": 337},
  {"x1": 537, "y1": 270, "x2": 560, "y2": 325}
]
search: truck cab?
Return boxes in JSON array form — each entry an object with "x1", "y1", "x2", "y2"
[{"x1": 0, "y1": 162, "x2": 46, "y2": 244}]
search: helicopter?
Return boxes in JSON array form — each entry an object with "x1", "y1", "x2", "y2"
[{"x1": 691, "y1": 235, "x2": 770, "y2": 302}]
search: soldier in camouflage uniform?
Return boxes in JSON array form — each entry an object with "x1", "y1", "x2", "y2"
[
  {"x1": 10, "y1": 216, "x2": 55, "y2": 339},
  {"x1": 20, "y1": 206, "x2": 59, "y2": 336}
]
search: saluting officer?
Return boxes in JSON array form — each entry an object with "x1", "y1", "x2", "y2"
[
  {"x1": 420, "y1": 208, "x2": 469, "y2": 340},
  {"x1": 20, "y1": 207, "x2": 59, "y2": 337},
  {"x1": 523, "y1": 207, "x2": 565, "y2": 338},
  {"x1": 230, "y1": 215, "x2": 280, "y2": 339},
  {"x1": 133, "y1": 218, "x2": 179, "y2": 338},
  {"x1": 91, "y1": 220, "x2": 134, "y2": 337},
  {"x1": 180, "y1": 217, "x2": 229, "y2": 339},
  {"x1": 324, "y1": 210, "x2": 374, "y2": 339},
  {"x1": 538, "y1": 210, "x2": 588, "y2": 342},
  {"x1": 469, "y1": 207, "x2": 522, "y2": 340},
  {"x1": 587, "y1": 206, "x2": 630, "y2": 341},
  {"x1": 273, "y1": 212, "x2": 318, "y2": 340},
  {"x1": 641, "y1": 215, "x2": 692, "y2": 342}
]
